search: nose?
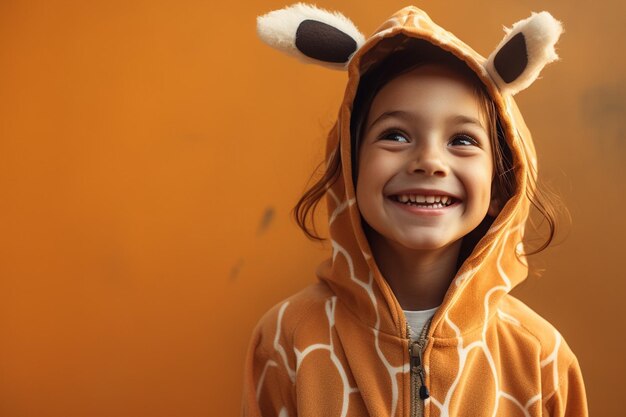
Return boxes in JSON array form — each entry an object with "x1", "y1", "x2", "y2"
[{"x1": 408, "y1": 140, "x2": 449, "y2": 177}]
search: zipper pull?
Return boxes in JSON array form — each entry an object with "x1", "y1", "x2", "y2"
[
  {"x1": 417, "y1": 347, "x2": 430, "y2": 400},
  {"x1": 419, "y1": 376, "x2": 430, "y2": 400},
  {"x1": 409, "y1": 342, "x2": 430, "y2": 400}
]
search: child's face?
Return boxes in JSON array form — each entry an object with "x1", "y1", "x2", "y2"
[{"x1": 356, "y1": 64, "x2": 499, "y2": 253}]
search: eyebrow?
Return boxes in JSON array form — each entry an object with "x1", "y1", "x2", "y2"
[{"x1": 367, "y1": 110, "x2": 486, "y2": 132}]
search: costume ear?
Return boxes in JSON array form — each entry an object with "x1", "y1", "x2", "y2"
[
  {"x1": 256, "y1": 2, "x2": 365, "y2": 71},
  {"x1": 486, "y1": 11, "x2": 563, "y2": 96}
]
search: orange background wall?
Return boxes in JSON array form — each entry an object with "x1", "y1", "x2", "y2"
[{"x1": 0, "y1": 1, "x2": 623, "y2": 416}]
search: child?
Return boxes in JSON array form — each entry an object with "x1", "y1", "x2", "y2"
[{"x1": 242, "y1": 3, "x2": 588, "y2": 417}]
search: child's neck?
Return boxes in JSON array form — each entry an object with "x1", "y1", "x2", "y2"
[{"x1": 366, "y1": 230, "x2": 461, "y2": 311}]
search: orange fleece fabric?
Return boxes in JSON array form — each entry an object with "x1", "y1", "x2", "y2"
[{"x1": 242, "y1": 5, "x2": 588, "y2": 417}]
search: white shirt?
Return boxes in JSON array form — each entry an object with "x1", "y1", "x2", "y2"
[{"x1": 404, "y1": 306, "x2": 440, "y2": 341}]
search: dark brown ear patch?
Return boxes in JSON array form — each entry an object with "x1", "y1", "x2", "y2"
[
  {"x1": 295, "y1": 19, "x2": 358, "y2": 63},
  {"x1": 493, "y1": 32, "x2": 528, "y2": 83}
]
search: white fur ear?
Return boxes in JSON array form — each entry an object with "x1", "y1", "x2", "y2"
[
  {"x1": 256, "y1": 2, "x2": 365, "y2": 70},
  {"x1": 486, "y1": 11, "x2": 563, "y2": 96}
]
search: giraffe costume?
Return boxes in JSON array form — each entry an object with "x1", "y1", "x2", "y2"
[{"x1": 242, "y1": 3, "x2": 588, "y2": 416}]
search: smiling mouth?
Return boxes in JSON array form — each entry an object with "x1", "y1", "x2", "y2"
[{"x1": 388, "y1": 195, "x2": 460, "y2": 209}]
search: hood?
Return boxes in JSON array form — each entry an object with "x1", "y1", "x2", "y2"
[{"x1": 257, "y1": 3, "x2": 563, "y2": 339}]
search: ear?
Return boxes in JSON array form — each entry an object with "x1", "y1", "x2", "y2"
[
  {"x1": 485, "y1": 11, "x2": 563, "y2": 96},
  {"x1": 488, "y1": 196, "x2": 501, "y2": 218},
  {"x1": 256, "y1": 2, "x2": 365, "y2": 71},
  {"x1": 488, "y1": 182, "x2": 501, "y2": 217}
]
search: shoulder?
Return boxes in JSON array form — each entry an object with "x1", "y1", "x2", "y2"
[
  {"x1": 251, "y1": 281, "x2": 335, "y2": 351},
  {"x1": 241, "y1": 283, "x2": 336, "y2": 411},
  {"x1": 499, "y1": 295, "x2": 576, "y2": 360},
  {"x1": 499, "y1": 295, "x2": 581, "y2": 397},
  {"x1": 499, "y1": 296, "x2": 588, "y2": 412}
]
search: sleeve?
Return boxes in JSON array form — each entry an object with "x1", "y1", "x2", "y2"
[
  {"x1": 543, "y1": 353, "x2": 589, "y2": 417},
  {"x1": 240, "y1": 311, "x2": 297, "y2": 417}
]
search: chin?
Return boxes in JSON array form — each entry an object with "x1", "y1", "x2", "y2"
[{"x1": 391, "y1": 232, "x2": 460, "y2": 252}]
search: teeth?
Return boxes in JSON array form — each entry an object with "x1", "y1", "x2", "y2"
[{"x1": 394, "y1": 194, "x2": 456, "y2": 207}]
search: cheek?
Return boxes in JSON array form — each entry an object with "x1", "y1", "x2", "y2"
[
  {"x1": 359, "y1": 149, "x2": 397, "y2": 179},
  {"x1": 355, "y1": 151, "x2": 388, "y2": 209},
  {"x1": 472, "y1": 163, "x2": 494, "y2": 202},
  {"x1": 460, "y1": 159, "x2": 493, "y2": 198},
  {"x1": 356, "y1": 151, "x2": 378, "y2": 189}
]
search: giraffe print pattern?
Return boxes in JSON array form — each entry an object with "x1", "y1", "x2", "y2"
[{"x1": 242, "y1": 5, "x2": 587, "y2": 417}]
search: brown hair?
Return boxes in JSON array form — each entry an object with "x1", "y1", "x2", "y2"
[{"x1": 292, "y1": 41, "x2": 568, "y2": 258}]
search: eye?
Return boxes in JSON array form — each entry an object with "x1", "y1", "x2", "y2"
[
  {"x1": 450, "y1": 134, "x2": 479, "y2": 147},
  {"x1": 380, "y1": 129, "x2": 409, "y2": 143}
]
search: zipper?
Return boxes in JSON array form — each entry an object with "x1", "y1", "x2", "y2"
[{"x1": 408, "y1": 317, "x2": 433, "y2": 417}]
